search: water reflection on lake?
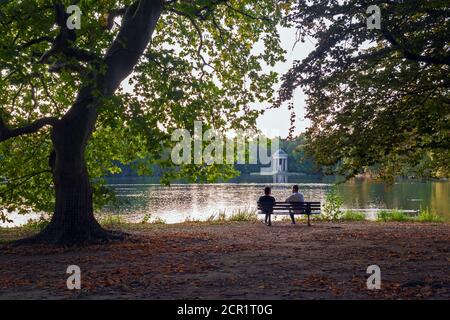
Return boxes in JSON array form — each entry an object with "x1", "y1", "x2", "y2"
[{"x1": 102, "y1": 175, "x2": 450, "y2": 223}]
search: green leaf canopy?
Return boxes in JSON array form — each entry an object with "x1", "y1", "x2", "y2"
[
  {"x1": 279, "y1": 0, "x2": 449, "y2": 179},
  {"x1": 0, "y1": 0, "x2": 287, "y2": 216}
]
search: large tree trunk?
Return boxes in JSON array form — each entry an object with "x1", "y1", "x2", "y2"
[
  {"x1": 21, "y1": 154, "x2": 122, "y2": 246},
  {"x1": 17, "y1": 109, "x2": 123, "y2": 246},
  {"x1": 15, "y1": 0, "x2": 164, "y2": 246},
  {"x1": 44, "y1": 160, "x2": 116, "y2": 245}
]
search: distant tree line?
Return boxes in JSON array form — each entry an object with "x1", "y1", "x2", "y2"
[{"x1": 109, "y1": 134, "x2": 323, "y2": 178}]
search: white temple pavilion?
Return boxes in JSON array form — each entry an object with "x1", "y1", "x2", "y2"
[{"x1": 272, "y1": 149, "x2": 288, "y2": 173}]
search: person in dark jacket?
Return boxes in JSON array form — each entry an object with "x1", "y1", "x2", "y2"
[{"x1": 258, "y1": 186, "x2": 275, "y2": 226}]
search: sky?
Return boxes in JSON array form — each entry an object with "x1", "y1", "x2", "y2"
[{"x1": 255, "y1": 27, "x2": 315, "y2": 138}]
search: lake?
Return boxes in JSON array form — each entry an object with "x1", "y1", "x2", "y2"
[
  {"x1": 2, "y1": 174, "x2": 448, "y2": 227},
  {"x1": 101, "y1": 174, "x2": 450, "y2": 223}
]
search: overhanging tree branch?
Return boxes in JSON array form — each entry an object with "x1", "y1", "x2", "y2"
[
  {"x1": 381, "y1": 28, "x2": 450, "y2": 66},
  {"x1": 0, "y1": 116, "x2": 59, "y2": 143},
  {"x1": 167, "y1": 8, "x2": 216, "y2": 75},
  {"x1": 39, "y1": 3, "x2": 100, "y2": 65},
  {"x1": 18, "y1": 36, "x2": 53, "y2": 50},
  {"x1": 164, "y1": 0, "x2": 228, "y2": 20},
  {"x1": 224, "y1": 3, "x2": 271, "y2": 22},
  {"x1": 102, "y1": 0, "x2": 164, "y2": 95}
]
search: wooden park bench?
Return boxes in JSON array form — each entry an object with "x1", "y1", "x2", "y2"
[{"x1": 257, "y1": 202, "x2": 321, "y2": 226}]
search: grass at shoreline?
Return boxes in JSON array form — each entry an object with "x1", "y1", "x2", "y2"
[
  {"x1": 341, "y1": 211, "x2": 366, "y2": 221},
  {"x1": 376, "y1": 208, "x2": 444, "y2": 223},
  {"x1": 0, "y1": 208, "x2": 445, "y2": 241}
]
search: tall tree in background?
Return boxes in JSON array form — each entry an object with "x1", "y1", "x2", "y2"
[
  {"x1": 279, "y1": 0, "x2": 449, "y2": 179},
  {"x1": 0, "y1": 0, "x2": 287, "y2": 245}
]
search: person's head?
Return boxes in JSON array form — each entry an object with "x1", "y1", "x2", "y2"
[
  {"x1": 264, "y1": 186, "x2": 271, "y2": 195},
  {"x1": 292, "y1": 185, "x2": 299, "y2": 193}
]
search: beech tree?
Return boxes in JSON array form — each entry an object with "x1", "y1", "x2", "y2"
[
  {"x1": 0, "y1": 0, "x2": 287, "y2": 245},
  {"x1": 279, "y1": 0, "x2": 449, "y2": 179}
]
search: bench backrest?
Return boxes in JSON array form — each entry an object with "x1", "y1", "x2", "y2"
[{"x1": 257, "y1": 201, "x2": 321, "y2": 213}]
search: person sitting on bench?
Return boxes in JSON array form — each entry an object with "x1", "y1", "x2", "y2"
[
  {"x1": 285, "y1": 185, "x2": 304, "y2": 225},
  {"x1": 258, "y1": 186, "x2": 275, "y2": 226}
]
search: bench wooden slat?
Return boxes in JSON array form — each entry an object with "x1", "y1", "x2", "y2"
[
  {"x1": 257, "y1": 206, "x2": 321, "y2": 209},
  {"x1": 271, "y1": 202, "x2": 321, "y2": 204},
  {"x1": 257, "y1": 204, "x2": 321, "y2": 206},
  {"x1": 256, "y1": 212, "x2": 321, "y2": 215},
  {"x1": 256, "y1": 201, "x2": 322, "y2": 226},
  {"x1": 256, "y1": 202, "x2": 321, "y2": 209},
  {"x1": 258, "y1": 202, "x2": 320, "y2": 206},
  {"x1": 258, "y1": 204, "x2": 321, "y2": 207},
  {"x1": 257, "y1": 208, "x2": 321, "y2": 211},
  {"x1": 259, "y1": 208, "x2": 320, "y2": 212}
]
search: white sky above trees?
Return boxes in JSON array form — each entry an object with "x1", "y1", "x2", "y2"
[{"x1": 255, "y1": 27, "x2": 314, "y2": 138}]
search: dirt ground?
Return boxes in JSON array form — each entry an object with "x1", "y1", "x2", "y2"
[{"x1": 0, "y1": 221, "x2": 449, "y2": 300}]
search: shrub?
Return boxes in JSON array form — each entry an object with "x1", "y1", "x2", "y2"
[
  {"x1": 389, "y1": 210, "x2": 411, "y2": 221},
  {"x1": 377, "y1": 210, "x2": 389, "y2": 222},
  {"x1": 322, "y1": 186, "x2": 344, "y2": 221},
  {"x1": 417, "y1": 208, "x2": 444, "y2": 223},
  {"x1": 141, "y1": 213, "x2": 152, "y2": 224},
  {"x1": 377, "y1": 210, "x2": 412, "y2": 222},
  {"x1": 99, "y1": 214, "x2": 125, "y2": 228},
  {"x1": 152, "y1": 217, "x2": 166, "y2": 224},
  {"x1": 342, "y1": 211, "x2": 366, "y2": 221}
]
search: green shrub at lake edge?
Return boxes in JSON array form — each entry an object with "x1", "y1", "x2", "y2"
[
  {"x1": 416, "y1": 208, "x2": 444, "y2": 223},
  {"x1": 376, "y1": 208, "x2": 444, "y2": 223},
  {"x1": 152, "y1": 217, "x2": 167, "y2": 225},
  {"x1": 341, "y1": 211, "x2": 366, "y2": 221},
  {"x1": 377, "y1": 210, "x2": 411, "y2": 222},
  {"x1": 99, "y1": 214, "x2": 126, "y2": 229},
  {"x1": 322, "y1": 187, "x2": 344, "y2": 221}
]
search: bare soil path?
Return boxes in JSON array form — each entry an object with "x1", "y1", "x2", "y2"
[{"x1": 0, "y1": 221, "x2": 449, "y2": 299}]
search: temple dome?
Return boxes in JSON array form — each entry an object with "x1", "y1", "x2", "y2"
[{"x1": 272, "y1": 149, "x2": 288, "y2": 158}]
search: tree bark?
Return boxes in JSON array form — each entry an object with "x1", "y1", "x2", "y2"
[
  {"x1": 15, "y1": 103, "x2": 122, "y2": 246},
  {"x1": 24, "y1": 115, "x2": 110, "y2": 245},
  {"x1": 15, "y1": 0, "x2": 164, "y2": 246}
]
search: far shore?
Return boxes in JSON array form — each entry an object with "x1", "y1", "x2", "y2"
[{"x1": 1, "y1": 220, "x2": 449, "y2": 299}]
